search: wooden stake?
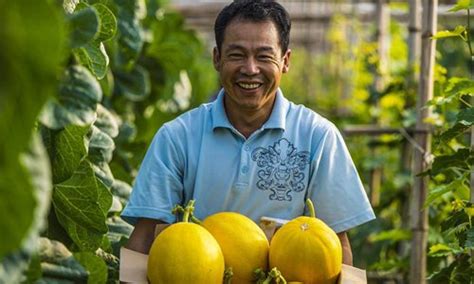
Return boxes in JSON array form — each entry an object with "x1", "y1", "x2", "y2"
[{"x1": 410, "y1": 0, "x2": 437, "y2": 283}]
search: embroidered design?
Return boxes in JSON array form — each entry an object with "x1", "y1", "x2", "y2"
[{"x1": 251, "y1": 138, "x2": 310, "y2": 201}]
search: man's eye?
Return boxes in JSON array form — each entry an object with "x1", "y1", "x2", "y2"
[
  {"x1": 258, "y1": 55, "x2": 273, "y2": 60},
  {"x1": 228, "y1": 53, "x2": 243, "y2": 58}
]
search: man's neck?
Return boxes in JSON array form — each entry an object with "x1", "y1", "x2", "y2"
[{"x1": 224, "y1": 97, "x2": 276, "y2": 139}]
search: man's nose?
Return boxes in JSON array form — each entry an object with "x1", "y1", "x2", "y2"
[{"x1": 240, "y1": 57, "x2": 260, "y2": 75}]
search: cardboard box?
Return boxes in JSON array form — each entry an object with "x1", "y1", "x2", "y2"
[{"x1": 120, "y1": 222, "x2": 367, "y2": 283}]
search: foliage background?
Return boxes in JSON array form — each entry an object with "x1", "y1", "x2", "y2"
[{"x1": 0, "y1": 0, "x2": 473, "y2": 283}]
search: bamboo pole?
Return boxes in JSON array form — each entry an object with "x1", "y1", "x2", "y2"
[
  {"x1": 398, "y1": 0, "x2": 422, "y2": 263},
  {"x1": 368, "y1": 0, "x2": 390, "y2": 206},
  {"x1": 410, "y1": 0, "x2": 438, "y2": 283}
]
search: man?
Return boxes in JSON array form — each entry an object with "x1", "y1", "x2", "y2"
[{"x1": 122, "y1": 0, "x2": 375, "y2": 265}]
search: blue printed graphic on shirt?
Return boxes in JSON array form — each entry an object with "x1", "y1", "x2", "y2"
[{"x1": 251, "y1": 138, "x2": 310, "y2": 201}]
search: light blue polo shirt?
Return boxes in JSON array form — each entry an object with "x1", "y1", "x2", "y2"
[{"x1": 121, "y1": 89, "x2": 375, "y2": 233}]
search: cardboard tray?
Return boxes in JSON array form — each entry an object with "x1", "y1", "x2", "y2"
[{"x1": 120, "y1": 221, "x2": 367, "y2": 283}]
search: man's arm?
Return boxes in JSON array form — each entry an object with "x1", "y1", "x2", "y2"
[
  {"x1": 337, "y1": 231, "x2": 353, "y2": 265},
  {"x1": 125, "y1": 218, "x2": 166, "y2": 254}
]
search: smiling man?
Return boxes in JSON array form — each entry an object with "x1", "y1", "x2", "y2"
[{"x1": 122, "y1": 0, "x2": 375, "y2": 265}]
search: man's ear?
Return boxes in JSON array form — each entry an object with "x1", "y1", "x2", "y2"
[
  {"x1": 212, "y1": 47, "x2": 220, "y2": 71},
  {"x1": 282, "y1": 49, "x2": 291, "y2": 73}
]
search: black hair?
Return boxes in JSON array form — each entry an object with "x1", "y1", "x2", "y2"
[{"x1": 214, "y1": 0, "x2": 291, "y2": 55}]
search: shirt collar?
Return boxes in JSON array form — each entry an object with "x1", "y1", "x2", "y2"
[{"x1": 211, "y1": 88, "x2": 289, "y2": 131}]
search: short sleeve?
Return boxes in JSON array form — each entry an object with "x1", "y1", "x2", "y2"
[
  {"x1": 307, "y1": 123, "x2": 375, "y2": 233},
  {"x1": 121, "y1": 125, "x2": 184, "y2": 225}
]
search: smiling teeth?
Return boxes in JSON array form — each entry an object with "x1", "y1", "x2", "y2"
[{"x1": 238, "y1": 83, "x2": 260, "y2": 89}]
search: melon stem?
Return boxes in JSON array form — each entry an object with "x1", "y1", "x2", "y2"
[
  {"x1": 183, "y1": 200, "x2": 196, "y2": 223},
  {"x1": 171, "y1": 200, "x2": 197, "y2": 223},
  {"x1": 223, "y1": 267, "x2": 233, "y2": 284},
  {"x1": 305, "y1": 199, "x2": 316, "y2": 218}
]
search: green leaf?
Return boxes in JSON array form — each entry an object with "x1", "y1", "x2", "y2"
[
  {"x1": 92, "y1": 161, "x2": 115, "y2": 188},
  {"x1": 0, "y1": 136, "x2": 53, "y2": 283},
  {"x1": 369, "y1": 229, "x2": 411, "y2": 243},
  {"x1": 73, "y1": 252, "x2": 107, "y2": 284},
  {"x1": 451, "y1": 254, "x2": 473, "y2": 283},
  {"x1": 39, "y1": 65, "x2": 102, "y2": 129},
  {"x1": 466, "y1": 227, "x2": 474, "y2": 248},
  {"x1": 68, "y1": 6, "x2": 100, "y2": 48},
  {"x1": 437, "y1": 123, "x2": 471, "y2": 144},
  {"x1": 63, "y1": 0, "x2": 80, "y2": 14},
  {"x1": 457, "y1": 107, "x2": 474, "y2": 126},
  {"x1": 424, "y1": 178, "x2": 468, "y2": 207},
  {"x1": 42, "y1": 125, "x2": 90, "y2": 184},
  {"x1": 115, "y1": 64, "x2": 151, "y2": 101},
  {"x1": 94, "y1": 104, "x2": 119, "y2": 138},
  {"x1": 111, "y1": 180, "x2": 132, "y2": 201},
  {"x1": 428, "y1": 243, "x2": 460, "y2": 257},
  {"x1": 433, "y1": 26, "x2": 466, "y2": 39},
  {"x1": 23, "y1": 254, "x2": 42, "y2": 283},
  {"x1": 441, "y1": 209, "x2": 469, "y2": 233},
  {"x1": 52, "y1": 160, "x2": 112, "y2": 247},
  {"x1": 0, "y1": 0, "x2": 65, "y2": 262},
  {"x1": 448, "y1": 0, "x2": 473, "y2": 12},
  {"x1": 428, "y1": 261, "x2": 456, "y2": 283},
  {"x1": 75, "y1": 41, "x2": 110, "y2": 79},
  {"x1": 56, "y1": 209, "x2": 107, "y2": 252},
  {"x1": 430, "y1": 149, "x2": 472, "y2": 176},
  {"x1": 38, "y1": 238, "x2": 88, "y2": 282},
  {"x1": 89, "y1": 125, "x2": 115, "y2": 164},
  {"x1": 92, "y1": 3, "x2": 117, "y2": 42},
  {"x1": 114, "y1": 0, "x2": 144, "y2": 68}
]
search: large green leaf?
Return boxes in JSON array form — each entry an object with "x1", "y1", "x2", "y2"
[
  {"x1": 457, "y1": 107, "x2": 474, "y2": 126},
  {"x1": 56, "y1": 210, "x2": 107, "y2": 252},
  {"x1": 430, "y1": 148, "x2": 472, "y2": 176},
  {"x1": 0, "y1": 134, "x2": 53, "y2": 282},
  {"x1": 0, "y1": 0, "x2": 64, "y2": 262},
  {"x1": 73, "y1": 252, "x2": 107, "y2": 284},
  {"x1": 75, "y1": 41, "x2": 110, "y2": 79},
  {"x1": 39, "y1": 65, "x2": 103, "y2": 129},
  {"x1": 42, "y1": 125, "x2": 90, "y2": 184},
  {"x1": 437, "y1": 123, "x2": 471, "y2": 145},
  {"x1": 93, "y1": 3, "x2": 117, "y2": 42},
  {"x1": 89, "y1": 125, "x2": 115, "y2": 164},
  {"x1": 114, "y1": 0, "x2": 144, "y2": 69},
  {"x1": 92, "y1": 161, "x2": 115, "y2": 188},
  {"x1": 433, "y1": 26, "x2": 466, "y2": 40},
  {"x1": 53, "y1": 160, "x2": 112, "y2": 248},
  {"x1": 424, "y1": 177, "x2": 469, "y2": 207},
  {"x1": 38, "y1": 238, "x2": 88, "y2": 282},
  {"x1": 115, "y1": 64, "x2": 150, "y2": 101},
  {"x1": 68, "y1": 6, "x2": 100, "y2": 48},
  {"x1": 95, "y1": 104, "x2": 119, "y2": 138},
  {"x1": 448, "y1": 0, "x2": 474, "y2": 12}
]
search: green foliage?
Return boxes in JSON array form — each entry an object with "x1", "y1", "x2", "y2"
[
  {"x1": 0, "y1": 0, "x2": 65, "y2": 276},
  {"x1": 0, "y1": 0, "x2": 217, "y2": 282},
  {"x1": 424, "y1": 1, "x2": 474, "y2": 282}
]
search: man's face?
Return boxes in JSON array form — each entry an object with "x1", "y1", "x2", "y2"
[{"x1": 213, "y1": 19, "x2": 291, "y2": 113}]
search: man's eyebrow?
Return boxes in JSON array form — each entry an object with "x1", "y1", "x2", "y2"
[
  {"x1": 255, "y1": 46, "x2": 276, "y2": 53},
  {"x1": 224, "y1": 44, "x2": 277, "y2": 53},
  {"x1": 224, "y1": 44, "x2": 245, "y2": 52}
]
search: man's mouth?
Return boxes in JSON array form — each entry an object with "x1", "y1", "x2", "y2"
[{"x1": 237, "y1": 82, "x2": 262, "y2": 90}]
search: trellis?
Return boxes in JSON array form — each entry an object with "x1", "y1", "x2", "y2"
[{"x1": 172, "y1": 1, "x2": 461, "y2": 283}]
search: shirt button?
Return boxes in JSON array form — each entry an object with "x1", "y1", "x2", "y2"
[
  {"x1": 242, "y1": 166, "x2": 248, "y2": 173},
  {"x1": 244, "y1": 145, "x2": 250, "y2": 151}
]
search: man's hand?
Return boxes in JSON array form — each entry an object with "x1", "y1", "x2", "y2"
[
  {"x1": 125, "y1": 218, "x2": 166, "y2": 254},
  {"x1": 337, "y1": 231, "x2": 353, "y2": 265}
]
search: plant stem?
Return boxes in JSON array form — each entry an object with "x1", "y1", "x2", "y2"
[
  {"x1": 223, "y1": 267, "x2": 233, "y2": 284},
  {"x1": 182, "y1": 200, "x2": 196, "y2": 223},
  {"x1": 467, "y1": 9, "x2": 473, "y2": 79},
  {"x1": 305, "y1": 199, "x2": 316, "y2": 218}
]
